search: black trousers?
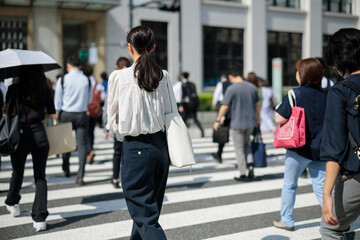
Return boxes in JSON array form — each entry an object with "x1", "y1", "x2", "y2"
[
  {"x1": 183, "y1": 104, "x2": 204, "y2": 135},
  {"x1": 112, "y1": 137, "x2": 122, "y2": 180},
  {"x1": 87, "y1": 117, "x2": 97, "y2": 153},
  {"x1": 122, "y1": 131, "x2": 169, "y2": 240},
  {"x1": 5, "y1": 122, "x2": 49, "y2": 222},
  {"x1": 60, "y1": 111, "x2": 88, "y2": 179}
]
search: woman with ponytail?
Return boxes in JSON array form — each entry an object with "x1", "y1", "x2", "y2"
[{"x1": 106, "y1": 26, "x2": 171, "y2": 239}]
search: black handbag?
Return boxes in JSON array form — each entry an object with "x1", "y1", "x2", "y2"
[
  {"x1": 212, "y1": 125, "x2": 230, "y2": 144},
  {"x1": 0, "y1": 88, "x2": 20, "y2": 156}
]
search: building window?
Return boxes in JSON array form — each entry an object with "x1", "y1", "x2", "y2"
[
  {"x1": 266, "y1": 0, "x2": 300, "y2": 8},
  {"x1": 323, "y1": 0, "x2": 352, "y2": 14},
  {"x1": 267, "y1": 31, "x2": 302, "y2": 86},
  {"x1": 0, "y1": 18, "x2": 27, "y2": 51},
  {"x1": 141, "y1": 21, "x2": 168, "y2": 70},
  {"x1": 203, "y1": 26, "x2": 244, "y2": 87}
]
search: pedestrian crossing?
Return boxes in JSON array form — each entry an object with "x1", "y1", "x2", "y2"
[{"x1": 0, "y1": 127, "x2": 359, "y2": 239}]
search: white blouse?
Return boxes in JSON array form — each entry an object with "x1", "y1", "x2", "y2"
[{"x1": 106, "y1": 64, "x2": 172, "y2": 141}]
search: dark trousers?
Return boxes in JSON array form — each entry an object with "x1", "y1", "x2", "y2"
[
  {"x1": 112, "y1": 137, "x2": 122, "y2": 180},
  {"x1": 5, "y1": 122, "x2": 49, "y2": 222},
  {"x1": 122, "y1": 131, "x2": 170, "y2": 240},
  {"x1": 183, "y1": 105, "x2": 204, "y2": 136},
  {"x1": 60, "y1": 112, "x2": 88, "y2": 179},
  {"x1": 87, "y1": 117, "x2": 97, "y2": 153}
]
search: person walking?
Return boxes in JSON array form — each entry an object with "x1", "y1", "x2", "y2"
[
  {"x1": 106, "y1": 26, "x2": 171, "y2": 239},
  {"x1": 82, "y1": 64, "x2": 105, "y2": 165},
  {"x1": 4, "y1": 65, "x2": 56, "y2": 232},
  {"x1": 103, "y1": 56, "x2": 132, "y2": 188},
  {"x1": 258, "y1": 78, "x2": 276, "y2": 134},
  {"x1": 213, "y1": 63, "x2": 260, "y2": 182},
  {"x1": 181, "y1": 72, "x2": 204, "y2": 137},
  {"x1": 211, "y1": 73, "x2": 231, "y2": 163},
  {"x1": 272, "y1": 58, "x2": 327, "y2": 231},
  {"x1": 320, "y1": 28, "x2": 360, "y2": 239},
  {"x1": 54, "y1": 56, "x2": 92, "y2": 185}
]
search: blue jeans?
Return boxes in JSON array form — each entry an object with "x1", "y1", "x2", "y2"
[{"x1": 280, "y1": 150, "x2": 326, "y2": 227}]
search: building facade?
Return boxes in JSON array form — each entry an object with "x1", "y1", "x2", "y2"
[{"x1": 1, "y1": 0, "x2": 359, "y2": 90}]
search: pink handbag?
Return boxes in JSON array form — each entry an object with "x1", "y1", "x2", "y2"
[{"x1": 273, "y1": 89, "x2": 306, "y2": 149}]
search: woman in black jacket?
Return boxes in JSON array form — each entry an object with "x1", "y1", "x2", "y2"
[{"x1": 4, "y1": 65, "x2": 55, "y2": 232}]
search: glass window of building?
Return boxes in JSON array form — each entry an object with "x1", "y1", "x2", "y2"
[
  {"x1": 0, "y1": 18, "x2": 27, "y2": 50},
  {"x1": 323, "y1": 0, "x2": 352, "y2": 14},
  {"x1": 203, "y1": 26, "x2": 244, "y2": 87},
  {"x1": 266, "y1": 0, "x2": 300, "y2": 8},
  {"x1": 141, "y1": 21, "x2": 168, "y2": 70},
  {"x1": 267, "y1": 31, "x2": 302, "y2": 86}
]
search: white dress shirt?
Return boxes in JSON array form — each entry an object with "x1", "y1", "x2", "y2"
[
  {"x1": 54, "y1": 69, "x2": 92, "y2": 112},
  {"x1": 106, "y1": 64, "x2": 172, "y2": 141},
  {"x1": 212, "y1": 81, "x2": 223, "y2": 105}
]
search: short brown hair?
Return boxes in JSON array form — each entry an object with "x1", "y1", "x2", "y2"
[
  {"x1": 295, "y1": 58, "x2": 323, "y2": 87},
  {"x1": 116, "y1": 57, "x2": 131, "y2": 69},
  {"x1": 247, "y1": 72, "x2": 259, "y2": 87}
]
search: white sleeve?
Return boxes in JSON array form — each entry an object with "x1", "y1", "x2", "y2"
[{"x1": 212, "y1": 82, "x2": 223, "y2": 105}]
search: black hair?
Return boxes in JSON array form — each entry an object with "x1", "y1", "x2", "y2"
[
  {"x1": 81, "y1": 64, "x2": 93, "y2": 77},
  {"x1": 315, "y1": 57, "x2": 326, "y2": 69},
  {"x1": 182, "y1": 72, "x2": 189, "y2": 79},
  {"x1": 127, "y1": 26, "x2": 163, "y2": 92},
  {"x1": 67, "y1": 55, "x2": 81, "y2": 68},
  {"x1": 228, "y1": 62, "x2": 243, "y2": 77},
  {"x1": 325, "y1": 28, "x2": 360, "y2": 77},
  {"x1": 18, "y1": 65, "x2": 51, "y2": 108},
  {"x1": 100, "y1": 72, "x2": 108, "y2": 81}
]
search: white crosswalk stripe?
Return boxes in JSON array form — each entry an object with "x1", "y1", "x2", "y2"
[{"x1": 0, "y1": 127, "x2": 359, "y2": 239}]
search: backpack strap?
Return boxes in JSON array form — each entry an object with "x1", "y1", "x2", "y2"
[{"x1": 340, "y1": 80, "x2": 360, "y2": 95}]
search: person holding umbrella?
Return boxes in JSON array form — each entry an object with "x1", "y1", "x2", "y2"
[
  {"x1": 3, "y1": 65, "x2": 56, "y2": 232},
  {"x1": 0, "y1": 49, "x2": 60, "y2": 232}
]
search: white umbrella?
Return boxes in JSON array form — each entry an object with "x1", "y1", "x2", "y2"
[{"x1": 0, "y1": 49, "x2": 62, "y2": 78}]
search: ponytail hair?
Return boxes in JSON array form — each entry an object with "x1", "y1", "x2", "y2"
[{"x1": 127, "y1": 26, "x2": 163, "y2": 92}]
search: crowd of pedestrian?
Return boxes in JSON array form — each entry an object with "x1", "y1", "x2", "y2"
[{"x1": 1, "y1": 26, "x2": 360, "y2": 239}]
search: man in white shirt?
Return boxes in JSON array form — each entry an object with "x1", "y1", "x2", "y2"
[{"x1": 54, "y1": 56, "x2": 92, "y2": 185}]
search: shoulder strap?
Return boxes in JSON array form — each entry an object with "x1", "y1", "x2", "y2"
[
  {"x1": 165, "y1": 72, "x2": 178, "y2": 114},
  {"x1": 61, "y1": 75, "x2": 64, "y2": 90},
  {"x1": 340, "y1": 80, "x2": 360, "y2": 95},
  {"x1": 288, "y1": 89, "x2": 296, "y2": 107}
]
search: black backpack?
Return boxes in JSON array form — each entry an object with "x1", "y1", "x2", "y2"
[{"x1": 182, "y1": 81, "x2": 199, "y2": 110}]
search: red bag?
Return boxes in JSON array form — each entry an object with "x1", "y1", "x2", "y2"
[
  {"x1": 273, "y1": 89, "x2": 306, "y2": 149},
  {"x1": 87, "y1": 83, "x2": 102, "y2": 118}
]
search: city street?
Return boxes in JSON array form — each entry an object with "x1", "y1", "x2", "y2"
[{"x1": 0, "y1": 126, "x2": 359, "y2": 240}]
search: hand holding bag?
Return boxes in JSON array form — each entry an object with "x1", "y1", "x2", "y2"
[
  {"x1": 273, "y1": 89, "x2": 306, "y2": 149},
  {"x1": 45, "y1": 121, "x2": 76, "y2": 156},
  {"x1": 0, "y1": 87, "x2": 20, "y2": 156},
  {"x1": 165, "y1": 72, "x2": 196, "y2": 168},
  {"x1": 251, "y1": 127, "x2": 267, "y2": 167},
  {"x1": 212, "y1": 125, "x2": 229, "y2": 144}
]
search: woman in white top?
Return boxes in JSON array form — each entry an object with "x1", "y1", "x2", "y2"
[{"x1": 106, "y1": 26, "x2": 171, "y2": 240}]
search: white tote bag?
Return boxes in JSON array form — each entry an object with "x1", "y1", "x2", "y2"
[{"x1": 165, "y1": 73, "x2": 196, "y2": 168}]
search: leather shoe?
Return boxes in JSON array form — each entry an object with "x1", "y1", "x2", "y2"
[
  {"x1": 110, "y1": 179, "x2": 120, "y2": 189},
  {"x1": 75, "y1": 178, "x2": 85, "y2": 186},
  {"x1": 234, "y1": 175, "x2": 249, "y2": 182},
  {"x1": 211, "y1": 153, "x2": 222, "y2": 163},
  {"x1": 272, "y1": 220, "x2": 294, "y2": 231},
  {"x1": 63, "y1": 170, "x2": 71, "y2": 178}
]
